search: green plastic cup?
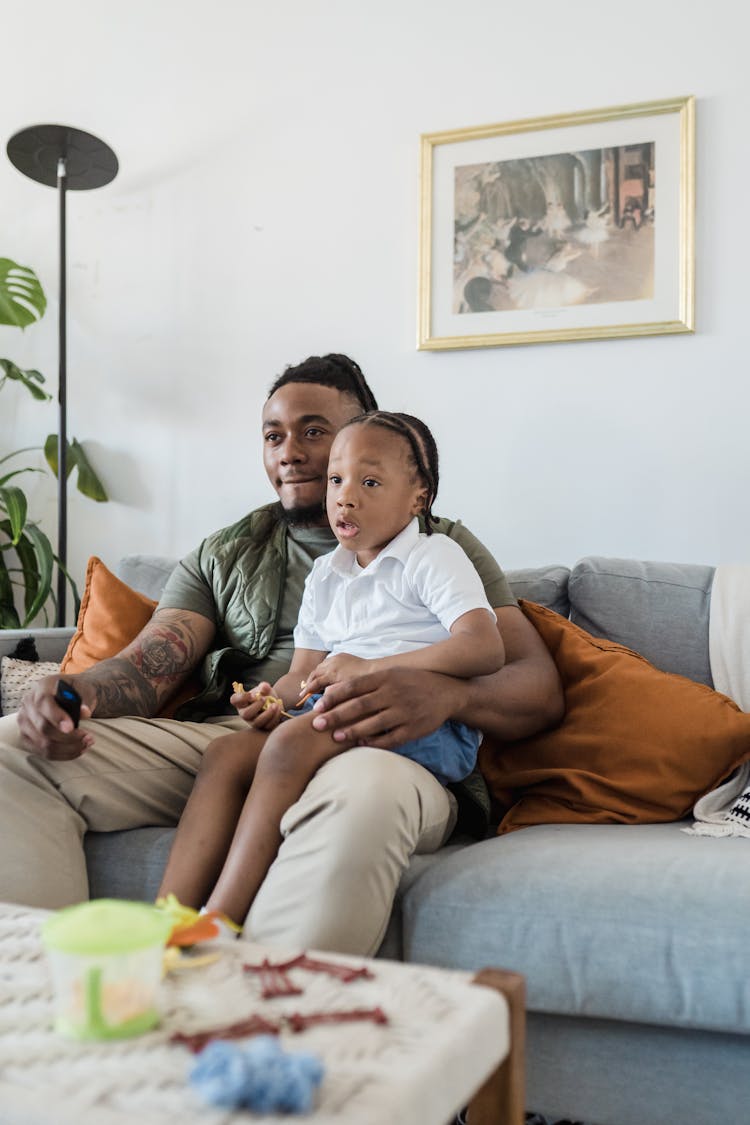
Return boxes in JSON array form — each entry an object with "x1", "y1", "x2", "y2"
[{"x1": 42, "y1": 899, "x2": 173, "y2": 1040}]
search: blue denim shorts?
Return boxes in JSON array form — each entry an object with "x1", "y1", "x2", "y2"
[{"x1": 290, "y1": 693, "x2": 478, "y2": 786}]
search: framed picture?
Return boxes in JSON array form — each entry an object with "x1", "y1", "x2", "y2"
[{"x1": 418, "y1": 96, "x2": 694, "y2": 350}]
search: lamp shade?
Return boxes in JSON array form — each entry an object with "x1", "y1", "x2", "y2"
[{"x1": 7, "y1": 124, "x2": 118, "y2": 189}]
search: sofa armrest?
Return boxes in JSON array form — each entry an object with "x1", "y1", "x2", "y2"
[{"x1": 0, "y1": 628, "x2": 75, "y2": 664}]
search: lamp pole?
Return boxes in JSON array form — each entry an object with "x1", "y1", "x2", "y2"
[
  {"x1": 57, "y1": 154, "x2": 68, "y2": 619},
  {"x1": 6, "y1": 124, "x2": 118, "y2": 626}
]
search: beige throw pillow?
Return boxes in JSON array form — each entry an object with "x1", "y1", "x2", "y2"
[{"x1": 1, "y1": 657, "x2": 61, "y2": 716}]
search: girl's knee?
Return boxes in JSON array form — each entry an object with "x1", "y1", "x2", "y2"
[
  {"x1": 259, "y1": 722, "x2": 308, "y2": 775},
  {"x1": 261, "y1": 717, "x2": 345, "y2": 781},
  {"x1": 200, "y1": 733, "x2": 257, "y2": 781},
  {"x1": 201, "y1": 734, "x2": 236, "y2": 766}
]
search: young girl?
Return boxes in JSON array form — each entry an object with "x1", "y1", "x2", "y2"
[{"x1": 157, "y1": 411, "x2": 505, "y2": 929}]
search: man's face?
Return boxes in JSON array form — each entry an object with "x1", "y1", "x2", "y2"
[{"x1": 262, "y1": 382, "x2": 361, "y2": 526}]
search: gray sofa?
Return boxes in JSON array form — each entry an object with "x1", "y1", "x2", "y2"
[{"x1": 2, "y1": 554, "x2": 749, "y2": 1125}]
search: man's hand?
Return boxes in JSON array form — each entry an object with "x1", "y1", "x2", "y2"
[
  {"x1": 310, "y1": 667, "x2": 459, "y2": 747},
  {"x1": 15, "y1": 608, "x2": 216, "y2": 760},
  {"x1": 16, "y1": 674, "x2": 94, "y2": 760},
  {"x1": 308, "y1": 606, "x2": 565, "y2": 748}
]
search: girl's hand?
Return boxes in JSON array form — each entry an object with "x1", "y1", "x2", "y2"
[
  {"x1": 301, "y1": 654, "x2": 371, "y2": 698},
  {"x1": 231, "y1": 681, "x2": 284, "y2": 731}
]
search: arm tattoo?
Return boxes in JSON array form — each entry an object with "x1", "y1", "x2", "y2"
[
  {"x1": 79, "y1": 659, "x2": 159, "y2": 718},
  {"x1": 77, "y1": 615, "x2": 205, "y2": 718},
  {"x1": 131, "y1": 624, "x2": 194, "y2": 681}
]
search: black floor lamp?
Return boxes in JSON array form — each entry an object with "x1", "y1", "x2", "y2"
[{"x1": 6, "y1": 124, "x2": 118, "y2": 626}]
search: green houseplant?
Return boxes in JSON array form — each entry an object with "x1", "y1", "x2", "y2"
[{"x1": 0, "y1": 257, "x2": 108, "y2": 628}]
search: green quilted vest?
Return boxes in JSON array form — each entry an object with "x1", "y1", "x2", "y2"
[{"x1": 175, "y1": 503, "x2": 288, "y2": 720}]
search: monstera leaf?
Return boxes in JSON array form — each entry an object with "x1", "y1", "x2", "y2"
[
  {"x1": 0, "y1": 358, "x2": 50, "y2": 401},
  {"x1": 44, "y1": 436, "x2": 109, "y2": 501},
  {"x1": 0, "y1": 258, "x2": 46, "y2": 328},
  {"x1": 0, "y1": 519, "x2": 55, "y2": 628},
  {"x1": 0, "y1": 484, "x2": 27, "y2": 544},
  {"x1": 1, "y1": 255, "x2": 100, "y2": 626}
]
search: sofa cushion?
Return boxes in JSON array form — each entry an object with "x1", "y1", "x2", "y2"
[
  {"x1": 569, "y1": 556, "x2": 714, "y2": 686},
  {"x1": 479, "y1": 600, "x2": 750, "y2": 833},
  {"x1": 86, "y1": 826, "x2": 175, "y2": 901},
  {"x1": 62, "y1": 556, "x2": 158, "y2": 673},
  {"x1": 506, "y1": 565, "x2": 570, "y2": 617},
  {"x1": 117, "y1": 554, "x2": 178, "y2": 601},
  {"x1": 393, "y1": 821, "x2": 750, "y2": 1034}
]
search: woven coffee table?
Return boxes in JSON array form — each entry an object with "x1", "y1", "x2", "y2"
[{"x1": 0, "y1": 903, "x2": 524, "y2": 1125}]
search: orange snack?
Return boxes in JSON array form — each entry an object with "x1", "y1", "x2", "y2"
[{"x1": 231, "y1": 681, "x2": 292, "y2": 719}]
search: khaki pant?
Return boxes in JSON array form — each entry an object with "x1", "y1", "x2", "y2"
[{"x1": 0, "y1": 712, "x2": 456, "y2": 955}]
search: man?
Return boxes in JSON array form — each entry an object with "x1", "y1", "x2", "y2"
[{"x1": 0, "y1": 354, "x2": 563, "y2": 955}]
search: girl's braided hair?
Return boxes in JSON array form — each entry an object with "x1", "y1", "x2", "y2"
[
  {"x1": 344, "y1": 410, "x2": 440, "y2": 534},
  {"x1": 267, "y1": 354, "x2": 378, "y2": 414}
]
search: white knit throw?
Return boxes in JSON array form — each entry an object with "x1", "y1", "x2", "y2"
[{"x1": 684, "y1": 564, "x2": 750, "y2": 837}]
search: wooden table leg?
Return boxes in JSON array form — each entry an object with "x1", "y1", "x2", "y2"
[{"x1": 465, "y1": 968, "x2": 526, "y2": 1125}]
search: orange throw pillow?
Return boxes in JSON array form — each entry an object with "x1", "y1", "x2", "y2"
[
  {"x1": 62, "y1": 557, "x2": 157, "y2": 673},
  {"x1": 61, "y1": 556, "x2": 198, "y2": 718},
  {"x1": 479, "y1": 600, "x2": 750, "y2": 834}
]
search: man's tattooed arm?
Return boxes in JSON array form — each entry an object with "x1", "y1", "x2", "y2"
[{"x1": 75, "y1": 609, "x2": 216, "y2": 718}]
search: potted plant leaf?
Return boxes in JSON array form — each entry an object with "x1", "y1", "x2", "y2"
[{"x1": 0, "y1": 257, "x2": 108, "y2": 628}]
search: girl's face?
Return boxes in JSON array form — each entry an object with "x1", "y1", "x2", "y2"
[{"x1": 326, "y1": 424, "x2": 427, "y2": 568}]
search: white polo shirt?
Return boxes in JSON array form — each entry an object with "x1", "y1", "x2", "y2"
[{"x1": 293, "y1": 517, "x2": 496, "y2": 659}]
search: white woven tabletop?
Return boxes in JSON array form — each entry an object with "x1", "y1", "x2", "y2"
[{"x1": 0, "y1": 903, "x2": 508, "y2": 1125}]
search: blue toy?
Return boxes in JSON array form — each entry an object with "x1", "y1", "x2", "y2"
[{"x1": 189, "y1": 1035, "x2": 324, "y2": 1114}]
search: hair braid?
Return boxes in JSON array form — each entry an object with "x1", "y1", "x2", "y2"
[
  {"x1": 267, "y1": 353, "x2": 378, "y2": 414},
  {"x1": 343, "y1": 410, "x2": 440, "y2": 533}
]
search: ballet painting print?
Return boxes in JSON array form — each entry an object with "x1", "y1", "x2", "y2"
[
  {"x1": 453, "y1": 143, "x2": 655, "y2": 316},
  {"x1": 419, "y1": 97, "x2": 694, "y2": 349}
]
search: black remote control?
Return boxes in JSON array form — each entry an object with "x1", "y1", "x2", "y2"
[{"x1": 55, "y1": 679, "x2": 81, "y2": 728}]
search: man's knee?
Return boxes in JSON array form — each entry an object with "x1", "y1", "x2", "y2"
[
  {"x1": 280, "y1": 747, "x2": 447, "y2": 847},
  {"x1": 246, "y1": 749, "x2": 453, "y2": 954},
  {"x1": 0, "y1": 712, "x2": 25, "y2": 752}
]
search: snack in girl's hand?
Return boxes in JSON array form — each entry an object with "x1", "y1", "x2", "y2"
[
  {"x1": 232, "y1": 682, "x2": 292, "y2": 719},
  {"x1": 296, "y1": 678, "x2": 314, "y2": 707}
]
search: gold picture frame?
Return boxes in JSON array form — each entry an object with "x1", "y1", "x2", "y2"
[{"x1": 418, "y1": 96, "x2": 695, "y2": 350}]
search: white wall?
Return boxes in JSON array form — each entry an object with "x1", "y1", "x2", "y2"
[{"x1": 2, "y1": 0, "x2": 748, "y2": 623}]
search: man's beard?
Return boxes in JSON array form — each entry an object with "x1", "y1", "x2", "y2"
[{"x1": 279, "y1": 500, "x2": 328, "y2": 528}]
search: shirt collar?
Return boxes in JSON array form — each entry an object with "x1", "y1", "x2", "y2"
[{"x1": 325, "y1": 517, "x2": 421, "y2": 578}]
